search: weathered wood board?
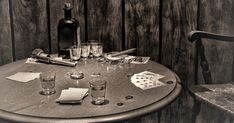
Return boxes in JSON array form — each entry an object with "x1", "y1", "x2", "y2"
[
  {"x1": 161, "y1": 0, "x2": 197, "y2": 123},
  {"x1": 0, "y1": 0, "x2": 13, "y2": 65},
  {"x1": 199, "y1": 0, "x2": 234, "y2": 84},
  {"x1": 87, "y1": 0, "x2": 122, "y2": 52},
  {"x1": 197, "y1": 0, "x2": 234, "y2": 122},
  {"x1": 125, "y1": 0, "x2": 160, "y2": 61},
  {"x1": 11, "y1": 0, "x2": 49, "y2": 60}
]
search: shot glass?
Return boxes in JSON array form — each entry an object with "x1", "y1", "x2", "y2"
[
  {"x1": 40, "y1": 71, "x2": 56, "y2": 95},
  {"x1": 89, "y1": 78, "x2": 106, "y2": 105},
  {"x1": 91, "y1": 43, "x2": 103, "y2": 57},
  {"x1": 81, "y1": 43, "x2": 91, "y2": 60},
  {"x1": 69, "y1": 45, "x2": 81, "y2": 61},
  {"x1": 88, "y1": 40, "x2": 103, "y2": 58}
]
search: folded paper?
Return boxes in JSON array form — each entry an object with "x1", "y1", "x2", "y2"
[{"x1": 6, "y1": 72, "x2": 40, "y2": 83}]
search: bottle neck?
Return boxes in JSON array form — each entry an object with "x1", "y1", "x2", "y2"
[{"x1": 64, "y1": 9, "x2": 72, "y2": 19}]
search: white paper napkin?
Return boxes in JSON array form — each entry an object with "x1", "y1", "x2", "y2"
[{"x1": 6, "y1": 72, "x2": 41, "y2": 83}]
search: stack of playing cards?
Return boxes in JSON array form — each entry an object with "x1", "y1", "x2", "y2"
[
  {"x1": 56, "y1": 88, "x2": 89, "y2": 104},
  {"x1": 131, "y1": 71, "x2": 165, "y2": 90}
]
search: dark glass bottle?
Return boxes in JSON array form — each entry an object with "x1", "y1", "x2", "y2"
[{"x1": 57, "y1": 2, "x2": 80, "y2": 58}]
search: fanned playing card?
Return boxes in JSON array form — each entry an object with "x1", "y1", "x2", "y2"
[{"x1": 131, "y1": 71, "x2": 166, "y2": 90}]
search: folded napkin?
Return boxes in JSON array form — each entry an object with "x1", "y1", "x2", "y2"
[
  {"x1": 6, "y1": 72, "x2": 40, "y2": 83},
  {"x1": 56, "y1": 88, "x2": 89, "y2": 104}
]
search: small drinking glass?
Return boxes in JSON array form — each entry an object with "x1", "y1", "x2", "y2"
[
  {"x1": 91, "y1": 43, "x2": 103, "y2": 57},
  {"x1": 88, "y1": 40, "x2": 103, "y2": 58},
  {"x1": 81, "y1": 43, "x2": 91, "y2": 60},
  {"x1": 69, "y1": 45, "x2": 81, "y2": 61},
  {"x1": 89, "y1": 76, "x2": 107, "y2": 105},
  {"x1": 40, "y1": 71, "x2": 56, "y2": 95}
]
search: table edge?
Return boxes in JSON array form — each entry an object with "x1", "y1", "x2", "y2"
[
  {"x1": 0, "y1": 59, "x2": 182, "y2": 122},
  {"x1": 0, "y1": 83, "x2": 181, "y2": 123}
]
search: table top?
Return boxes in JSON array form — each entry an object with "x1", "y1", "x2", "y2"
[
  {"x1": 191, "y1": 84, "x2": 234, "y2": 116},
  {"x1": 0, "y1": 59, "x2": 181, "y2": 123}
]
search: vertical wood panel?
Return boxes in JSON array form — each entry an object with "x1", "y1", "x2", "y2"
[
  {"x1": 199, "y1": 0, "x2": 234, "y2": 84},
  {"x1": 125, "y1": 0, "x2": 160, "y2": 61},
  {"x1": 87, "y1": 0, "x2": 122, "y2": 52},
  {"x1": 197, "y1": 0, "x2": 234, "y2": 122},
  {"x1": 0, "y1": 0, "x2": 13, "y2": 65},
  {"x1": 12, "y1": 0, "x2": 49, "y2": 60},
  {"x1": 50, "y1": 0, "x2": 85, "y2": 53},
  {"x1": 161, "y1": 0, "x2": 197, "y2": 123}
]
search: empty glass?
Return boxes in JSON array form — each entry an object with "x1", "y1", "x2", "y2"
[
  {"x1": 88, "y1": 40, "x2": 103, "y2": 58},
  {"x1": 91, "y1": 43, "x2": 103, "y2": 57},
  {"x1": 69, "y1": 45, "x2": 81, "y2": 61},
  {"x1": 40, "y1": 71, "x2": 56, "y2": 95},
  {"x1": 81, "y1": 43, "x2": 91, "y2": 60}
]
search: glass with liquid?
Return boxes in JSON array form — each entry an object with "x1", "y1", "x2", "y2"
[
  {"x1": 89, "y1": 76, "x2": 106, "y2": 105},
  {"x1": 40, "y1": 71, "x2": 56, "y2": 95}
]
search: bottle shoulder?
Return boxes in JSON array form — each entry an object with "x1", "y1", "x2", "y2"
[{"x1": 58, "y1": 18, "x2": 79, "y2": 26}]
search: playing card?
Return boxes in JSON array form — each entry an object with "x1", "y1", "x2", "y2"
[
  {"x1": 139, "y1": 80, "x2": 166, "y2": 90},
  {"x1": 130, "y1": 57, "x2": 150, "y2": 64},
  {"x1": 131, "y1": 74, "x2": 149, "y2": 82},
  {"x1": 139, "y1": 71, "x2": 165, "y2": 79},
  {"x1": 132, "y1": 78, "x2": 153, "y2": 87},
  {"x1": 130, "y1": 71, "x2": 166, "y2": 90}
]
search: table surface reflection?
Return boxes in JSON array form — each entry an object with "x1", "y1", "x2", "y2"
[{"x1": 0, "y1": 59, "x2": 181, "y2": 123}]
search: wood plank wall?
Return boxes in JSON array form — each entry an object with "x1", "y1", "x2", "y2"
[
  {"x1": 87, "y1": 0, "x2": 122, "y2": 52},
  {"x1": 195, "y1": 0, "x2": 234, "y2": 123},
  {"x1": 160, "y1": 0, "x2": 197, "y2": 123},
  {"x1": 125, "y1": 0, "x2": 160, "y2": 61},
  {"x1": 11, "y1": 0, "x2": 49, "y2": 60},
  {"x1": 0, "y1": 0, "x2": 13, "y2": 65},
  {"x1": 0, "y1": 0, "x2": 234, "y2": 123}
]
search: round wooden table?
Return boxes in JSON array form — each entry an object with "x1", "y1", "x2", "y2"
[{"x1": 0, "y1": 59, "x2": 181, "y2": 123}]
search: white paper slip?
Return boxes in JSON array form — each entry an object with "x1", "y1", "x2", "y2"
[
  {"x1": 6, "y1": 72, "x2": 40, "y2": 83},
  {"x1": 25, "y1": 58, "x2": 40, "y2": 64}
]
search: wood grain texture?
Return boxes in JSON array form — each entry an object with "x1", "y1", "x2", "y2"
[
  {"x1": 197, "y1": 0, "x2": 234, "y2": 123},
  {"x1": 50, "y1": 0, "x2": 85, "y2": 53},
  {"x1": 161, "y1": 0, "x2": 197, "y2": 123},
  {"x1": 199, "y1": 0, "x2": 234, "y2": 84},
  {"x1": 11, "y1": 0, "x2": 49, "y2": 60},
  {"x1": 191, "y1": 84, "x2": 234, "y2": 116},
  {"x1": 125, "y1": 0, "x2": 160, "y2": 61},
  {"x1": 0, "y1": 59, "x2": 181, "y2": 122},
  {"x1": 87, "y1": 0, "x2": 122, "y2": 52},
  {"x1": 0, "y1": 0, "x2": 13, "y2": 66}
]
